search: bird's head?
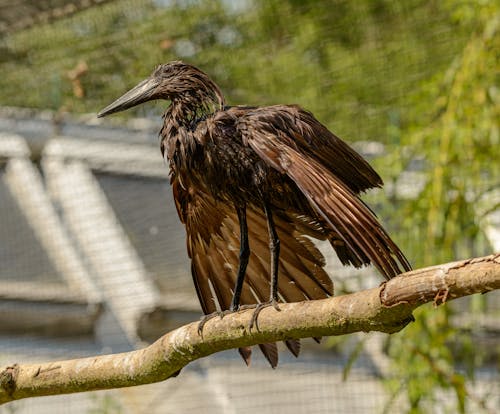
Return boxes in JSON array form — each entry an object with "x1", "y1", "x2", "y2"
[{"x1": 97, "y1": 61, "x2": 225, "y2": 118}]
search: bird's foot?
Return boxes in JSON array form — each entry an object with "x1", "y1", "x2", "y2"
[
  {"x1": 249, "y1": 299, "x2": 280, "y2": 331},
  {"x1": 197, "y1": 310, "x2": 232, "y2": 336}
]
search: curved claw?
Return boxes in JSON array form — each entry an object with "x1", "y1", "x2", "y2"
[
  {"x1": 249, "y1": 299, "x2": 280, "y2": 331},
  {"x1": 197, "y1": 310, "x2": 232, "y2": 336}
]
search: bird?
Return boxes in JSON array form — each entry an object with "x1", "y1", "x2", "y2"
[{"x1": 98, "y1": 61, "x2": 412, "y2": 368}]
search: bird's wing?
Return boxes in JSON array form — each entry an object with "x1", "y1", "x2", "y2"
[
  {"x1": 172, "y1": 178, "x2": 333, "y2": 367},
  {"x1": 239, "y1": 105, "x2": 383, "y2": 193},
  {"x1": 238, "y1": 105, "x2": 412, "y2": 279}
]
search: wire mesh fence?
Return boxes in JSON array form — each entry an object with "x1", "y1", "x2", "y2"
[{"x1": 0, "y1": 1, "x2": 498, "y2": 413}]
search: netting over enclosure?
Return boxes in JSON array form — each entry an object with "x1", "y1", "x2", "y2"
[{"x1": 0, "y1": 1, "x2": 498, "y2": 413}]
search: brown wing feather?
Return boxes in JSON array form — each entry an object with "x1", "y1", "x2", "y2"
[
  {"x1": 172, "y1": 179, "x2": 332, "y2": 367},
  {"x1": 239, "y1": 106, "x2": 411, "y2": 279},
  {"x1": 239, "y1": 105, "x2": 383, "y2": 193}
]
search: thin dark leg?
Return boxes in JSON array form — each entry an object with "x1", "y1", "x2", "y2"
[
  {"x1": 249, "y1": 201, "x2": 281, "y2": 330},
  {"x1": 231, "y1": 204, "x2": 250, "y2": 311}
]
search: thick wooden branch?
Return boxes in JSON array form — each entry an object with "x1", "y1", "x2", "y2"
[{"x1": 1, "y1": 254, "x2": 499, "y2": 405}]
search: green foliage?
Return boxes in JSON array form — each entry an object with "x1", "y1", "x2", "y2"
[
  {"x1": 394, "y1": 1, "x2": 499, "y2": 265},
  {"x1": 381, "y1": 2, "x2": 499, "y2": 412},
  {"x1": 0, "y1": 0, "x2": 469, "y2": 142}
]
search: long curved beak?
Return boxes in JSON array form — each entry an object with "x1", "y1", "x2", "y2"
[{"x1": 97, "y1": 77, "x2": 160, "y2": 118}]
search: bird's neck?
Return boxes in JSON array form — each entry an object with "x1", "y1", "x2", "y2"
[
  {"x1": 167, "y1": 100, "x2": 202, "y2": 126},
  {"x1": 160, "y1": 100, "x2": 210, "y2": 163},
  {"x1": 169, "y1": 90, "x2": 224, "y2": 124},
  {"x1": 160, "y1": 88, "x2": 225, "y2": 162}
]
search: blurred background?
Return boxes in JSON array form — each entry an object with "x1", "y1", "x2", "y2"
[{"x1": 0, "y1": 0, "x2": 498, "y2": 413}]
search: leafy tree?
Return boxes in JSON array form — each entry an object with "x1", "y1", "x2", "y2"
[{"x1": 382, "y1": 1, "x2": 499, "y2": 412}]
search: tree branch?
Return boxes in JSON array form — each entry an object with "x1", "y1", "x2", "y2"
[{"x1": 1, "y1": 254, "x2": 499, "y2": 405}]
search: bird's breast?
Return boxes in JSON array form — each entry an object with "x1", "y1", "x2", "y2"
[{"x1": 164, "y1": 117, "x2": 299, "y2": 210}]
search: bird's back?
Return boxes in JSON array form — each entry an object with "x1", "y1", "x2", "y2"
[{"x1": 172, "y1": 104, "x2": 380, "y2": 205}]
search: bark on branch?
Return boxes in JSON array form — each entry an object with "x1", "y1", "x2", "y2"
[{"x1": 1, "y1": 253, "x2": 499, "y2": 405}]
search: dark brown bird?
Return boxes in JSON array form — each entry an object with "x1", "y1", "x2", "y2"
[{"x1": 98, "y1": 61, "x2": 411, "y2": 367}]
